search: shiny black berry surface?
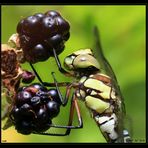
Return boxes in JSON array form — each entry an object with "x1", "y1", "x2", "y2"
[
  {"x1": 17, "y1": 10, "x2": 70, "y2": 63},
  {"x1": 10, "y1": 83, "x2": 61, "y2": 135}
]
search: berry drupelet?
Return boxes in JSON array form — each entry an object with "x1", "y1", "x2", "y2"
[
  {"x1": 17, "y1": 10, "x2": 70, "y2": 63},
  {"x1": 10, "y1": 83, "x2": 61, "y2": 135}
]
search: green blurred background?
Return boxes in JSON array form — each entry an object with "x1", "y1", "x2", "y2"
[{"x1": 1, "y1": 5, "x2": 146, "y2": 143}]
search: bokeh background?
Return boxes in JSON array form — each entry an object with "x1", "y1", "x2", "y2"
[{"x1": 1, "y1": 5, "x2": 146, "y2": 143}]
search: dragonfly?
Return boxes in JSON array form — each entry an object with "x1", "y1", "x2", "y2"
[{"x1": 49, "y1": 26, "x2": 132, "y2": 143}]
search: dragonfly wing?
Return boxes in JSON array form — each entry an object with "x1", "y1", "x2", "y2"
[{"x1": 92, "y1": 26, "x2": 126, "y2": 142}]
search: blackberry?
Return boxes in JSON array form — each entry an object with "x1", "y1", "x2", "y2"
[
  {"x1": 17, "y1": 10, "x2": 70, "y2": 63},
  {"x1": 16, "y1": 90, "x2": 32, "y2": 105},
  {"x1": 10, "y1": 83, "x2": 62, "y2": 135},
  {"x1": 45, "y1": 10, "x2": 60, "y2": 18}
]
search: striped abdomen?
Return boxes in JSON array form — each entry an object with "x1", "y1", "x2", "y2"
[{"x1": 76, "y1": 73, "x2": 131, "y2": 143}]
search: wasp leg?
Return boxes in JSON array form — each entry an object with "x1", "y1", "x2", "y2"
[{"x1": 29, "y1": 63, "x2": 70, "y2": 87}]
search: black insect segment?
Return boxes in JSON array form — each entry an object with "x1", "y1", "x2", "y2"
[
  {"x1": 17, "y1": 10, "x2": 70, "y2": 63},
  {"x1": 10, "y1": 83, "x2": 61, "y2": 135}
]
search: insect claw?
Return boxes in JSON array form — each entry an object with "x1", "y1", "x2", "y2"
[{"x1": 51, "y1": 72, "x2": 55, "y2": 75}]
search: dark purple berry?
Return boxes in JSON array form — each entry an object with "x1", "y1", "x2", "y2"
[
  {"x1": 36, "y1": 108, "x2": 50, "y2": 123},
  {"x1": 30, "y1": 96, "x2": 41, "y2": 107},
  {"x1": 31, "y1": 44, "x2": 50, "y2": 63},
  {"x1": 49, "y1": 34, "x2": 63, "y2": 47},
  {"x1": 17, "y1": 19, "x2": 25, "y2": 34},
  {"x1": 17, "y1": 90, "x2": 32, "y2": 105},
  {"x1": 36, "y1": 91, "x2": 49, "y2": 103},
  {"x1": 45, "y1": 10, "x2": 61, "y2": 18},
  {"x1": 47, "y1": 89, "x2": 61, "y2": 104},
  {"x1": 19, "y1": 104, "x2": 35, "y2": 121},
  {"x1": 56, "y1": 16, "x2": 70, "y2": 34},
  {"x1": 10, "y1": 106, "x2": 21, "y2": 121},
  {"x1": 46, "y1": 101, "x2": 60, "y2": 118},
  {"x1": 41, "y1": 16, "x2": 57, "y2": 37},
  {"x1": 37, "y1": 108, "x2": 47, "y2": 119},
  {"x1": 22, "y1": 71, "x2": 35, "y2": 84},
  {"x1": 31, "y1": 83, "x2": 47, "y2": 91},
  {"x1": 19, "y1": 103, "x2": 32, "y2": 114},
  {"x1": 23, "y1": 43, "x2": 51, "y2": 63},
  {"x1": 34, "y1": 13, "x2": 45, "y2": 19},
  {"x1": 15, "y1": 120, "x2": 32, "y2": 135},
  {"x1": 22, "y1": 16, "x2": 41, "y2": 36}
]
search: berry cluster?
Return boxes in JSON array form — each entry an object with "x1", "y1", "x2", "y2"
[
  {"x1": 10, "y1": 83, "x2": 61, "y2": 135},
  {"x1": 17, "y1": 10, "x2": 70, "y2": 63}
]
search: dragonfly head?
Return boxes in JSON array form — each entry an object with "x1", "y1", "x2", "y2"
[{"x1": 64, "y1": 49, "x2": 101, "y2": 74}]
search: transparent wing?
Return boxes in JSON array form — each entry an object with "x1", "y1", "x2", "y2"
[{"x1": 92, "y1": 26, "x2": 126, "y2": 141}]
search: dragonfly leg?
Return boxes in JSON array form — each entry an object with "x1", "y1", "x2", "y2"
[
  {"x1": 32, "y1": 73, "x2": 82, "y2": 136},
  {"x1": 51, "y1": 72, "x2": 74, "y2": 106},
  {"x1": 64, "y1": 93, "x2": 83, "y2": 135},
  {"x1": 52, "y1": 48, "x2": 74, "y2": 77},
  {"x1": 33, "y1": 91, "x2": 83, "y2": 136},
  {"x1": 51, "y1": 72, "x2": 83, "y2": 131},
  {"x1": 29, "y1": 63, "x2": 70, "y2": 87}
]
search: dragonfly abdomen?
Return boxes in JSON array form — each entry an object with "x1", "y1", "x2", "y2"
[
  {"x1": 94, "y1": 113, "x2": 118, "y2": 142},
  {"x1": 75, "y1": 73, "x2": 123, "y2": 143}
]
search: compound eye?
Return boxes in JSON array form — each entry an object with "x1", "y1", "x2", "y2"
[{"x1": 64, "y1": 56, "x2": 75, "y2": 70}]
